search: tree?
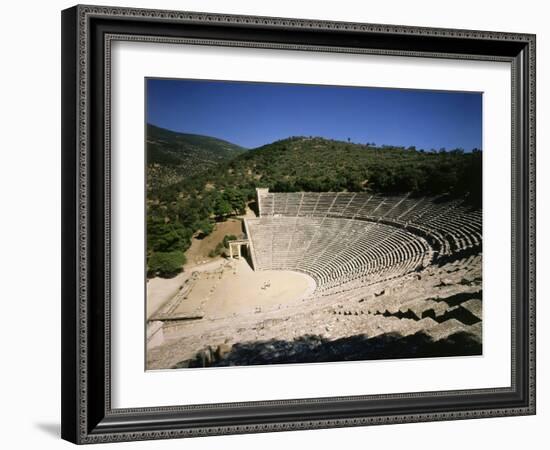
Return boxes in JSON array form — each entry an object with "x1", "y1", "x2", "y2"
[
  {"x1": 223, "y1": 188, "x2": 247, "y2": 215},
  {"x1": 213, "y1": 196, "x2": 233, "y2": 218},
  {"x1": 147, "y1": 251, "x2": 186, "y2": 278},
  {"x1": 196, "y1": 219, "x2": 214, "y2": 236},
  {"x1": 146, "y1": 215, "x2": 192, "y2": 253}
]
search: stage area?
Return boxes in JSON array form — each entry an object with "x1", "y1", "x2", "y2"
[
  {"x1": 203, "y1": 259, "x2": 316, "y2": 318},
  {"x1": 151, "y1": 258, "x2": 317, "y2": 321}
]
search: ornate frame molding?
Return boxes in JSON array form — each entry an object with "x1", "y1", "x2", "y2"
[{"x1": 61, "y1": 5, "x2": 536, "y2": 444}]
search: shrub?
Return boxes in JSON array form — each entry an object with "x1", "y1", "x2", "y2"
[
  {"x1": 223, "y1": 234, "x2": 237, "y2": 247},
  {"x1": 208, "y1": 242, "x2": 225, "y2": 258},
  {"x1": 147, "y1": 251, "x2": 186, "y2": 278},
  {"x1": 208, "y1": 235, "x2": 238, "y2": 258}
]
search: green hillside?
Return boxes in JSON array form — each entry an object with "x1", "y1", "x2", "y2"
[
  {"x1": 225, "y1": 136, "x2": 481, "y2": 196},
  {"x1": 146, "y1": 124, "x2": 246, "y2": 193},
  {"x1": 147, "y1": 134, "x2": 482, "y2": 278}
]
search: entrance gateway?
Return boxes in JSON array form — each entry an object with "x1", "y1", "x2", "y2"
[{"x1": 228, "y1": 239, "x2": 250, "y2": 260}]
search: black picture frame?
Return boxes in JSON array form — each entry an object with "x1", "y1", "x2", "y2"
[{"x1": 61, "y1": 4, "x2": 536, "y2": 444}]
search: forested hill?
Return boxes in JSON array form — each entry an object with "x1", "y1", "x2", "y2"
[
  {"x1": 225, "y1": 136, "x2": 481, "y2": 198},
  {"x1": 147, "y1": 134, "x2": 482, "y2": 277},
  {"x1": 146, "y1": 124, "x2": 246, "y2": 192},
  {"x1": 147, "y1": 124, "x2": 246, "y2": 164}
]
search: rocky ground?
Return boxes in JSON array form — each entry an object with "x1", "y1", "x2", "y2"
[{"x1": 147, "y1": 253, "x2": 482, "y2": 369}]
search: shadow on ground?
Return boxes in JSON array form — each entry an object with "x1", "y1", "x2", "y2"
[{"x1": 174, "y1": 331, "x2": 481, "y2": 368}]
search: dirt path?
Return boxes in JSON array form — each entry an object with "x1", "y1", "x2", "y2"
[
  {"x1": 146, "y1": 271, "x2": 189, "y2": 319},
  {"x1": 147, "y1": 258, "x2": 230, "y2": 320}
]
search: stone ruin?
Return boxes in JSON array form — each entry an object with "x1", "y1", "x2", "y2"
[{"x1": 148, "y1": 189, "x2": 483, "y2": 369}]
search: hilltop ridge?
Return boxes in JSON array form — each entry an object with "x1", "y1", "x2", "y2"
[{"x1": 147, "y1": 124, "x2": 246, "y2": 192}]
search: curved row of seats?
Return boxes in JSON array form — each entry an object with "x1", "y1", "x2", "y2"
[
  {"x1": 258, "y1": 191, "x2": 481, "y2": 257},
  {"x1": 246, "y1": 216, "x2": 431, "y2": 293}
]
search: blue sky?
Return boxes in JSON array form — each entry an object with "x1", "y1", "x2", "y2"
[{"x1": 146, "y1": 78, "x2": 482, "y2": 151}]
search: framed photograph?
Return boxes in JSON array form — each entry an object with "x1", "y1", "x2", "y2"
[{"x1": 61, "y1": 5, "x2": 536, "y2": 444}]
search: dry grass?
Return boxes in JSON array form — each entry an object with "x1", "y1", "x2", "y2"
[{"x1": 184, "y1": 218, "x2": 244, "y2": 267}]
